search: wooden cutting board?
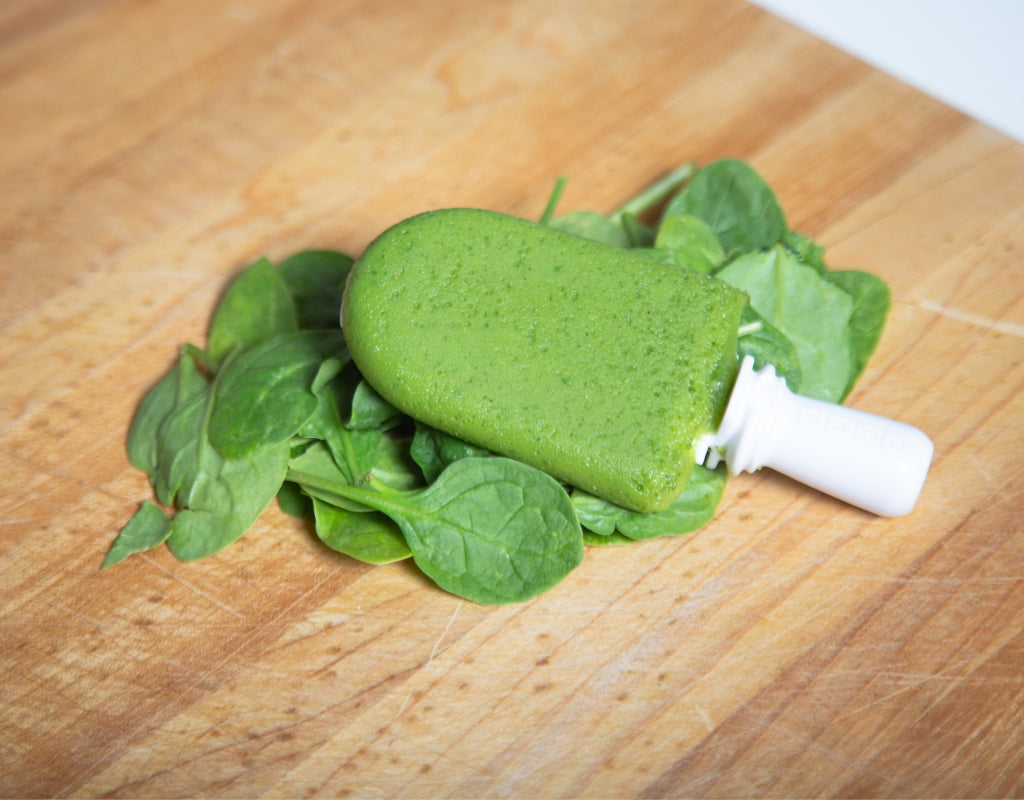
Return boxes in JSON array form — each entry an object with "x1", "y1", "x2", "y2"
[{"x1": 3, "y1": 1, "x2": 1023, "y2": 796}]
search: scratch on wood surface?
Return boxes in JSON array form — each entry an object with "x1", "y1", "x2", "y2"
[
  {"x1": 832, "y1": 661, "x2": 971, "y2": 722},
  {"x1": 920, "y1": 299, "x2": 1024, "y2": 338},
  {"x1": 55, "y1": 603, "x2": 112, "y2": 631},
  {"x1": 394, "y1": 600, "x2": 463, "y2": 721},
  {"x1": 694, "y1": 704, "x2": 714, "y2": 732},
  {"x1": 138, "y1": 554, "x2": 244, "y2": 619},
  {"x1": 768, "y1": 715, "x2": 899, "y2": 790},
  {"x1": 428, "y1": 600, "x2": 462, "y2": 663}
]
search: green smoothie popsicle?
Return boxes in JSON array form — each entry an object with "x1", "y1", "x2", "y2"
[{"x1": 342, "y1": 208, "x2": 747, "y2": 512}]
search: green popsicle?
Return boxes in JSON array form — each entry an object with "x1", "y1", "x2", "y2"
[{"x1": 342, "y1": 208, "x2": 747, "y2": 512}]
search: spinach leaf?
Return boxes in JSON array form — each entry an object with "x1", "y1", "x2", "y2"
[
  {"x1": 277, "y1": 250, "x2": 354, "y2": 330},
  {"x1": 291, "y1": 457, "x2": 584, "y2": 605},
  {"x1": 618, "y1": 212, "x2": 655, "y2": 247},
  {"x1": 828, "y1": 270, "x2": 891, "y2": 398},
  {"x1": 615, "y1": 465, "x2": 726, "y2": 539},
  {"x1": 277, "y1": 480, "x2": 313, "y2": 518},
  {"x1": 654, "y1": 214, "x2": 726, "y2": 274},
  {"x1": 549, "y1": 210, "x2": 651, "y2": 248},
  {"x1": 736, "y1": 306, "x2": 803, "y2": 393},
  {"x1": 126, "y1": 361, "x2": 180, "y2": 477},
  {"x1": 207, "y1": 258, "x2": 298, "y2": 364},
  {"x1": 165, "y1": 437, "x2": 289, "y2": 561},
  {"x1": 346, "y1": 379, "x2": 404, "y2": 431},
  {"x1": 311, "y1": 497, "x2": 411, "y2": 564},
  {"x1": 547, "y1": 163, "x2": 696, "y2": 248},
  {"x1": 299, "y1": 360, "x2": 369, "y2": 480},
  {"x1": 663, "y1": 159, "x2": 787, "y2": 255},
  {"x1": 207, "y1": 330, "x2": 346, "y2": 460},
  {"x1": 144, "y1": 349, "x2": 291, "y2": 560},
  {"x1": 311, "y1": 356, "x2": 347, "y2": 394},
  {"x1": 289, "y1": 441, "x2": 377, "y2": 511},
  {"x1": 370, "y1": 432, "x2": 423, "y2": 491},
  {"x1": 151, "y1": 347, "x2": 217, "y2": 507},
  {"x1": 716, "y1": 245, "x2": 855, "y2": 403},
  {"x1": 389, "y1": 458, "x2": 583, "y2": 605},
  {"x1": 572, "y1": 465, "x2": 726, "y2": 540},
  {"x1": 570, "y1": 492, "x2": 618, "y2": 536},
  {"x1": 583, "y1": 530, "x2": 634, "y2": 546},
  {"x1": 549, "y1": 211, "x2": 630, "y2": 247},
  {"x1": 102, "y1": 501, "x2": 172, "y2": 567},
  {"x1": 783, "y1": 230, "x2": 828, "y2": 274},
  {"x1": 611, "y1": 162, "x2": 697, "y2": 221},
  {"x1": 410, "y1": 422, "x2": 491, "y2": 483}
]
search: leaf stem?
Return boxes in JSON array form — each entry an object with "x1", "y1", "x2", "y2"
[
  {"x1": 539, "y1": 176, "x2": 568, "y2": 225},
  {"x1": 286, "y1": 467, "x2": 413, "y2": 518},
  {"x1": 611, "y1": 162, "x2": 697, "y2": 222}
]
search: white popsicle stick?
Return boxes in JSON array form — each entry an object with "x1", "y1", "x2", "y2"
[{"x1": 697, "y1": 356, "x2": 934, "y2": 516}]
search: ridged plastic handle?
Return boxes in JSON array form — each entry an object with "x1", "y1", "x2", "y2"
[{"x1": 700, "y1": 356, "x2": 934, "y2": 516}]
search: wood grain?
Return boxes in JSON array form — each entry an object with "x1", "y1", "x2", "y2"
[{"x1": 2, "y1": 1, "x2": 1023, "y2": 797}]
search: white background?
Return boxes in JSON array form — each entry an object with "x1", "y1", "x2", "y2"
[{"x1": 751, "y1": 0, "x2": 1024, "y2": 143}]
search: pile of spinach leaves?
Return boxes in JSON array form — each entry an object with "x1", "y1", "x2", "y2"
[{"x1": 106, "y1": 158, "x2": 890, "y2": 604}]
